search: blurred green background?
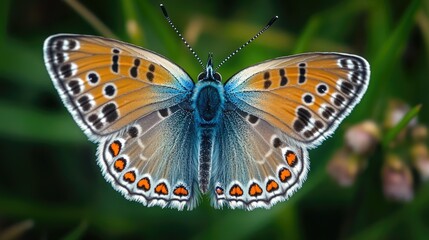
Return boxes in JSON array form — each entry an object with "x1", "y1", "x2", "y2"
[{"x1": 1, "y1": 0, "x2": 429, "y2": 239}]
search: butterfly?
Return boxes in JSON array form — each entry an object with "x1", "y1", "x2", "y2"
[{"x1": 43, "y1": 8, "x2": 370, "y2": 211}]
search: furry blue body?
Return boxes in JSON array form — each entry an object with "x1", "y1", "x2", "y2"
[{"x1": 192, "y1": 57, "x2": 225, "y2": 192}]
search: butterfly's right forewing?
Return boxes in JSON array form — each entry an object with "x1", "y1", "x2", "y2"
[{"x1": 225, "y1": 53, "x2": 370, "y2": 148}]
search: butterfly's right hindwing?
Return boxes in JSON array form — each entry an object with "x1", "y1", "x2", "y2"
[{"x1": 210, "y1": 108, "x2": 309, "y2": 210}]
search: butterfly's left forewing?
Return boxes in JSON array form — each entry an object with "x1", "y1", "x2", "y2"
[
  {"x1": 44, "y1": 34, "x2": 199, "y2": 210},
  {"x1": 44, "y1": 34, "x2": 194, "y2": 139}
]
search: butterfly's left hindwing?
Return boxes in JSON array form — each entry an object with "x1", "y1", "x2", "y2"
[{"x1": 99, "y1": 104, "x2": 199, "y2": 210}]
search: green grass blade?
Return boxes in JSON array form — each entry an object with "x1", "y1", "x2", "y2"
[
  {"x1": 121, "y1": 0, "x2": 144, "y2": 45},
  {"x1": 64, "y1": 0, "x2": 117, "y2": 38},
  {"x1": 360, "y1": 0, "x2": 422, "y2": 117},
  {"x1": 382, "y1": 104, "x2": 422, "y2": 147},
  {"x1": 292, "y1": 16, "x2": 321, "y2": 54}
]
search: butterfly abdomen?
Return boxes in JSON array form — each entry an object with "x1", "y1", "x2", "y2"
[{"x1": 198, "y1": 128, "x2": 214, "y2": 193}]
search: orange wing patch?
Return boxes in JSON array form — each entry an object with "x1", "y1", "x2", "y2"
[
  {"x1": 109, "y1": 140, "x2": 122, "y2": 157},
  {"x1": 155, "y1": 183, "x2": 169, "y2": 195},
  {"x1": 279, "y1": 168, "x2": 292, "y2": 182},
  {"x1": 123, "y1": 171, "x2": 136, "y2": 183},
  {"x1": 266, "y1": 180, "x2": 279, "y2": 192},
  {"x1": 229, "y1": 184, "x2": 244, "y2": 197},
  {"x1": 285, "y1": 150, "x2": 298, "y2": 167},
  {"x1": 240, "y1": 55, "x2": 362, "y2": 143},
  {"x1": 215, "y1": 187, "x2": 224, "y2": 195},
  {"x1": 173, "y1": 186, "x2": 189, "y2": 197},
  {"x1": 114, "y1": 158, "x2": 126, "y2": 172},
  {"x1": 114, "y1": 56, "x2": 173, "y2": 85},
  {"x1": 58, "y1": 37, "x2": 189, "y2": 136},
  {"x1": 137, "y1": 177, "x2": 151, "y2": 191},
  {"x1": 72, "y1": 38, "x2": 176, "y2": 86},
  {"x1": 248, "y1": 183, "x2": 263, "y2": 197}
]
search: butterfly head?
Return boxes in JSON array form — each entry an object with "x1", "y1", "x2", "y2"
[{"x1": 197, "y1": 53, "x2": 222, "y2": 82}]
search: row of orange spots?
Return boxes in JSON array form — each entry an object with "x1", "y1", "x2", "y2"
[
  {"x1": 285, "y1": 150, "x2": 297, "y2": 167},
  {"x1": 123, "y1": 171, "x2": 136, "y2": 183},
  {"x1": 137, "y1": 177, "x2": 150, "y2": 191},
  {"x1": 109, "y1": 139, "x2": 187, "y2": 197},
  {"x1": 266, "y1": 180, "x2": 279, "y2": 192},
  {"x1": 155, "y1": 183, "x2": 168, "y2": 195},
  {"x1": 114, "y1": 158, "x2": 126, "y2": 172},
  {"x1": 109, "y1": 140, "x2": 122, "y2": 157},
  {"x1": 224, "y1": 180, "x2": 281, "y2": 197},
  {"x1": 131, "y1": 176, "x2": 189, "y2": 197},
  {"x1": 215, "y1": 187, "x2": 224, "y2": 195},
  {"x1": 173, "y1": 186, "x2": 189, "y2": 197},
  {"x1": 249, "y1": 183, "x2": 263, "y2": 197},
  {"x1": 217, "y1": 152, "x2": 299, "y2": 198},
  {"x1": 229, "y1": 184, "x2": 244, "y2": 197},
  {"x1": 279, "y1": 168, "x2": 292, "y2": 182},
  {"x1": 120, "y1": 171, "x2": 190, "y2": 197}
]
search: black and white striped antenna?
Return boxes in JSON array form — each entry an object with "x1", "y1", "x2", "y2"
[
  {"x1": 160, "y1": 4, "x2": 278, "y2": 71},
  {"x1": 160, "y1": 4, "x2": 204, "y2": 69},
  {"x1": 215, "y1": 16, "x2": 278, "y2": 71}
]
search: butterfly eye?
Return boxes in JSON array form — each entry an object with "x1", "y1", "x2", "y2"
[
  {"x1": 214, "y1": 72, "x2": 222, "y2": 81},
  {"x1": 197, "y1": 72, "x2": 206, "y2": 81}
]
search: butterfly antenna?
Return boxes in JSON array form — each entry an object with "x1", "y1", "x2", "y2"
[
  {"x1": 160, "y1": 4, "x2": 204, "y2": 69},
  {"x1": 215, "y1": 16, "x2": 278, "y2": 71}
]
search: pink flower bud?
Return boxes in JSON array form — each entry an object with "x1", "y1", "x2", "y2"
[
  {"x1": 382, "y1": 154, "x2": 413, "y2": 202},
  {"x1": 411, "y1": 124, "x2": 428, "y2": 142},
  {"x1": 327, "y1": 148, "x2": 361, "y2": 187},
  {"x1": 345, "y1": 120, "x2": 380, "y2": 156},
  {"x1": 383, "y1": 100, "x2": 417, "y2": 145},
  {"x1": 411, "y1": 143, "x2": 429, "y2": 180}
]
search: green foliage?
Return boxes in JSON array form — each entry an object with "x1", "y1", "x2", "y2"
[
  {"x1": 0, "y1": 0, "x2": 428, "y2": 239},
  {"x1": 382, "y1": 104, "x2": 421, "y2": 147}
]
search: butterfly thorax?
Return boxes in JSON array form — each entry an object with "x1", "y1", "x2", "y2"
[
  {"x1": 192, "y1": 81, "x2": 224, "y2": 126},
  {"x1": 192, "y1": 55, "x2": 224, "y2": 127}
]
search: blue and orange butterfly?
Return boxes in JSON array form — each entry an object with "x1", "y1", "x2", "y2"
[{"x1": 43, "y1": 4, "x2": 370, "y2": 210}]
